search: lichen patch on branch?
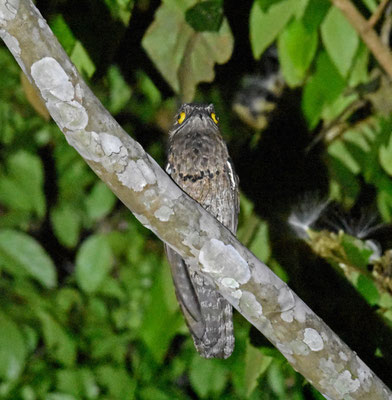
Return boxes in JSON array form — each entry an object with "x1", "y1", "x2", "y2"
[
  {"x1": 0, "y1": 29, "x2": 19, "y2": 54},
  {"x1": 31, "y1": 57, "x2": 74, "y2": 101},
  {"x1": 303, "y1": 328, "x2": 324, "y2": 352},
  {"x1": 199, "y1": 238, "x2": 251, "y2": 285},
  {"x1": 0, "y1": 0, "x2": 19, "y2": 24},
  {"x1": 239, "y1": 291, "x2": 263, "y2": 319}
]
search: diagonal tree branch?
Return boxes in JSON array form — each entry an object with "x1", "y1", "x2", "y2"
[{"x1": 0, "y1": 1, "x2": 391, "y2": 398}]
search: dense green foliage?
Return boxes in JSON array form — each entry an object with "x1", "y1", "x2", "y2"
[{"x1": 1, "y1": 0, "x2": 392, "y2": 398}]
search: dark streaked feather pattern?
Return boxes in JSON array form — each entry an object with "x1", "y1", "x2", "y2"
[{"x1": 165, "y1": 103, "x2": 239, "y2": 358}]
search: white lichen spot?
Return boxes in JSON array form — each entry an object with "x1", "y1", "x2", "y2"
[
  {"x1": 339, "y1": 351, "x2": 348, "y2": 361},
  {"x1": 38, "y1": 17, "x2": 45, "y2": 28},
  {"x1": 239, "y1": 291, "x2": 262, "y2": 319},
  {"x1": 276, "y1": 342, "x2": 295, "y2": 363},
  {"x1": 135, "y1": 159, "x2": 156, "y2": 185},
  {"x1": 65, "y1": 130, "x2": 95, "y2": 160},
  {"x1": 231, "y1": 289, "x2": 242, "y2": 299},
  {"x1": 75, "y1": 83, "x2": 83, "y2": 99},
  {"x1": 294, "y1": 298, "x2": 311, "y2": 323},
  {"x1": 118, "y1": 161, "x2": 147, "y2": 191},
  {"x1": 0, "y1": 0, "x2": 19, "y2": 23},
  {"x1": 155, "y1": 166, "x2": 182, "y2": 200},
  {"x1": 133, "y1": 213, "x2": 151, "y2": 229},
  {"x1": 281, "y1": 310, "x2": 294, "y2": 323},
  {"x1": 100, "y1": 133, "x2": 124, "y2": 156},
  {"x1": 303, "y1": 328, "x2": 324, "y2": 351},
  {"x1": 221, "y1": 277, "x2": 239, "y2": 289},
  {"x1": 356, "y1": 356, "x2": 373, "y2": 390},
  {"x1": 47, "y1": 100, "x2": 88, "y2": 130},
  {"x1": 290, "y1": 340, "x2": 310, "y2": 356},
  {"x1": 278, "y1": 287, "x2": 295, "y2": 312},
  {"x1": 117, "y1": 159, "x2": 156, "y2": 192},
  {"x1": 199, "y1": 238, "x2": 251, "y2": 284},
  {"x1": 334, "y1": 370, "x2": 360, "y2": 396},
  {"x1": 31, "y1": 57, "x2": 74, "y2": 102},
  {"x1": 154, "y1": 205, "x2": 174, "y2": 222},
  {"x1": 0, "y1": 30, "x2": 20, "y2": 55},
  {"x1": 277, "y1": 342, "x2": 294, "y2": 355}
]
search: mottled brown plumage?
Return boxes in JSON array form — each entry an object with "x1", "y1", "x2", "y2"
[{"x1": 165, "y1": 103, "x2": 239, "y2": 358}]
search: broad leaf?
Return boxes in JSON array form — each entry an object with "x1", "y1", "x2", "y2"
[
  {"x1": 0, "y1": 229, "x2": 57, "y2": 288},
  {"x1": 75, "y1": 234, "x2": 113, "y2": 293},
  {"x1": 278, "y1": 18, "x2": 318, "y2": 86},
  {"x1": 37, "y1": 311, "x2": 76, "y2": 367},
  {"x1": 185, "y1": 1, "x2": 224, "y2": 32},
  {"x1": 0, "y1": 151, "x2": 46, "y2": 218},
  {"x1": 51, "y1": 203, "x2": 82, "y2": 248},
  {"x1": 0, "y1": 311, "x2": 27, "y2": 381},
  {"x1": 142, "y1": 0, "x2": 233, "y2": 101},
  {"x1": 84, "y1": 181, "x2": 117, "y2": 222},
  {"x1": 302, "y1": 51, "x2": 345, "y2": 128},
  {"x1": 321, "y1": 6, "x2": 359, "y2": 77},
  {"x1": 249, "y1": 0, "x2": 296, "y2": 59}
]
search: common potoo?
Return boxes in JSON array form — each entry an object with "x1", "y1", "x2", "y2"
[{"x1": 165, "y1": 103, "x2": 239, "y2": 358}]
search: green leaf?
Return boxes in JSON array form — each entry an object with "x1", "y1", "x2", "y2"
[
  {"x1": 185, "y1": 1, "x2": 223, "y2": 32},
  {"x1": 70, "y1": 41, "x2": 96, "y2": 78},
  {"x1": 278, "y1": 18, "x2": 318, "y2": 86},
  {"x1": 249, "y1": 0, "x2": 296, "y2": 59},
  {"x1": 302, "y1": 0, "x2": 330, "y2": 32},
  {"x1": 45, "y1": 393, "x2": 77, "y2": 400},
  {"x1": 0, "y1": 311, "x2": 27, "y2": 381},
  {"x1": 349, "y1": 43, "x2": 369, "y2": 86},
  {"x1": 267, "y1": 360, "x2": 286, "y2": 397},
  {"x1": 0, "y1": 229, "x2": 57, "y2": 288},
  {"x1": 257, "y1": 0, "x2": 285, "y2": 11},
  {"x1": 75, "y1": 234, "x2": 113, "y2": 293},
  {"x1": 302, "y1": 51, "x2": 345, "y2": 128},
  {"x1": 51, "y1": 203, "x2": 82, "y2": 248},
  {"x1": 141, "y1": 258, "x2": 182, "y2": 362},
  {"x1": 37, "y1": 311, "x2": 76, "y2": 367},
  {"x1": 378, "y1": 189, "x2": 392, "y2": 221},
  {"x1": 95, "y1": 365, "x2": 136, "y2": 399},
  {"x1": 103, "y1": 0, "x2": 134, "y2": 25},
  {"x1": 85, "y1": 181, "x2": 117, "y2": 222},
  {"x1": 244, "y1": 342, "x2": 272, "y2": 397},
  {"x1": 379, "y1": 132, "x2": 392, "y2": 176},
  {"x1": 321, "y1": 6, "x2": 359, "y2": 77},
  {"x1": 329, "y1": 140, "x2": 361, "y2": 175},
  {"x1": 0, "y1": 151, "x2": 46, "y2": 218},
  {"x1": 189, "y1": 356, "x2": 229, "y2": 398},
  {"x1": 107, "y1": 66, "x2": 132, "y2": 115},
  {"x1": 138, "y1": 387, "x2": 172, "y2": 400},
  {"x1": 50, "y1": 15, "x2": 76, "y2": 54},
  {"x1": 341, "y1": 234, "x2": 373, "y2": 269},
  {"x1": 56, "y1": 368, "x2": 99, "y2": 399},
  {"x1": 142, "y1": 0, "x2": 233, "y2": 101},
  {"x1": 356, "y1": 275, "x2": 380, "y2": 306},
  {"x1": 249, "y1": 221, "x2": 270, "y2": 262},
  {"x1": 361, "y1": 0, "x2": 377, "y2": 12}
]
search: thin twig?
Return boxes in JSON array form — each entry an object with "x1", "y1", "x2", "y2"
[{"x1": 368, "y1": 0, "x2": 390, "y2": 28}]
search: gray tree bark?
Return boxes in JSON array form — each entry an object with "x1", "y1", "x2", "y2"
[{"x1": 0, "y1": 1, "x2": 391, "y2": 398}]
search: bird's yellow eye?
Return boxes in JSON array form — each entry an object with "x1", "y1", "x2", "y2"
[
  {"x1": 211, "y1": 112, "x2": 219, "y2": 124},
  {"x1": 178, "y1": 112, "x2": 186, "y2": 124}
]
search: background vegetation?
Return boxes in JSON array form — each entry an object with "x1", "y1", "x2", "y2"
[{"x1": 1, "y1": 0, "x2": 392, "y2": 398}]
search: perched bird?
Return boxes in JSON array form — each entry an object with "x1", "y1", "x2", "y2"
[{"x1": 165, "y1": 103, "x2": 239, "y2": 358}]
